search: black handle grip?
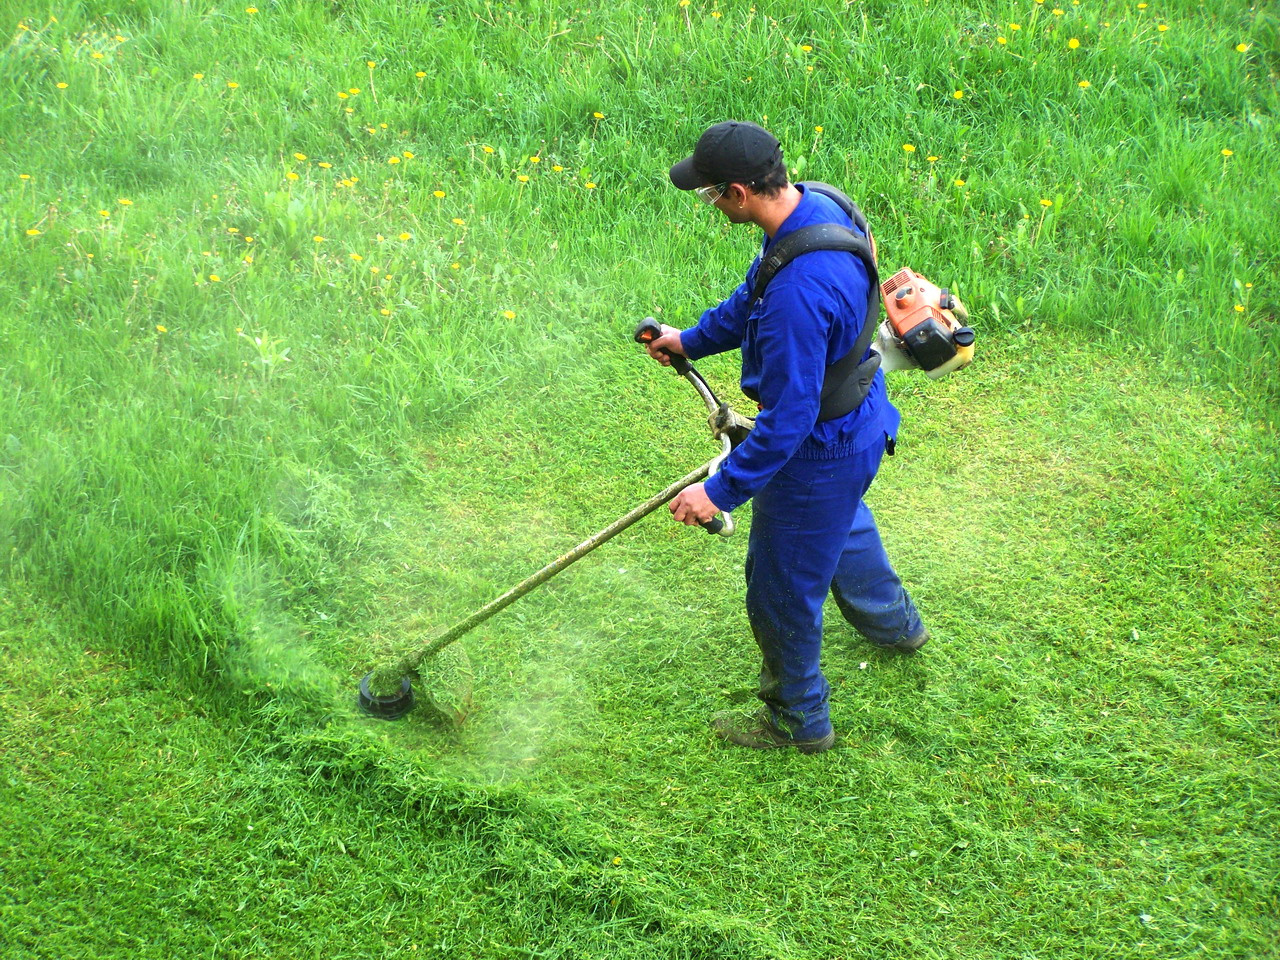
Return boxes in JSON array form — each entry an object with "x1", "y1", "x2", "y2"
[
  {"x1": 633, "y1": 318, "x2": 692, "y2": 376},
  {"x1": 700, "y1": 516, "x2": 725, "y2": 535},
  {"x1": 634, "y1": 317, "x2": 662, "y2": 344}
]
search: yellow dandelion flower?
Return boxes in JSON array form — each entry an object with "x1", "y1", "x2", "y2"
[
  {"x1": 1078, "y1": 79, "x2": 1091, "y2": 88},
  {"x1": 351, "y1": 253, "x2": 363, "y2": 261},
  {"x1": 679, "y1": 0, "x2": 690, "y2": 6},
  {"x1": 1157, "y1": 24, "x2": 1169, "y2": 32},
  {"x1": 552, "y1": 164, "x2": 564, "y2": 171},
  {"x1": 433, "y1": 190, "x2": 445, "y2": 198},
  {"x1": 313, "y1": 235, "x2": 325, "y2": 243},
  {"x1": 903, "y1": 144, "x2": 916, "y2": 153},
  {"x1": 380, "y1": 308, "x2": 391, "y2": 316},
  {"x1": 530, "y1": 156, "x2": 541, "y2": 163},
  {"x1": 1221, "y1": 149, "x2": 1233, "y2": 156},
  {"x1": 997, "y1": 36, "x2": 1007, "y2": 44},
  {"x1": 344, "y1": 107, "x2": 353, "y2": 114},
  {"x1": 337, "y1": 91, "x2": 349, "y2": 99},
  {"x1": 815, "y1": 125, "x2": 824, "y2": 133},
  {"x1": 1040, "y1": 198, "x2": 1053, "y2": 207},
  {"x1": 1234, "y1": 304, "x2": 1244, "y2": 312},
  {"x1": 800, "y1": 44, "x2": 813, "y2": 52},
  {"x1": 953, "y1": 90, "x2": 964, "y2": 99},
  {"x1": 402, "y1": 151, "x2": 414, "y2": 159},
  {"x1": 57, "y1": 81, "x2": 68, "y2": 88},
  {"x1": 25, "y1": 228, "x2": 41, "y2": 236},
  {"x1": 451, "y1": 262, "x2": 460, "y2": 270},
  {"x1": 1236, "y1": 43, "x2": 1249, "y2": 53},
  {"x1": 376, "y1": 234, "x2": 385, "y2": 242},
  {"x1": 954, "y1": 178, "x2": 966, "y2": 187},
  {"x1": 1069, "y1": 37, "x2": 1080, "y2": 48},
  {"x1": 99, "y1": 209, "x2": 110, "y2": 217},
  {"x1": 340, "y1": 178, "x2": 353, "y2": 187},
  {"x1": 593, "y1": 112, "x2": 605, "y2": 119},
  {"x1": 384, "y1": 274, "x2": 391, "y2": 280},
  {"x1": 1053, "y1": 8, "x2": 1064, "y2": 14},
  {"x1": 483, "y1": 145, "x2": 495, "y2": 154},
  {"x1": 1010, "y1": 23, "x2": 1021, "y2": 30},
  {"x1": 243, "y1": 255, "x2": 253, "y2": 263},
  {"x1": 156, "y1": 325, "x2": 168, "y2": 333},
  {"x1": 118, "y1": 198, "x2": 133, "y2": 205},
  {"x1": 399, "y1": 232, "x2": 412, "y2": 241},
  {"x1": 209, "y1": 275, "x2": 221, "y2": 282},
  {"x1": 367, "y1": 60, "x2": 376, "y2": 69},
  {"x1": 227, "y1": 227, "x2": 240, "y2": 234},
  {"x1": 91, "y1": 52, "x2": 104, "y2": 59},
  {"x1": 379, "y1": 123, "x2": 388, "y2": 129},
  {"x1": 927, "y1": 155, "x2": 939, "y2": 162},
  {"x1": 318, "y1": 161, "x2": 332, "y2": 168},
  {"x1": 711, "y1": 10, "x2": 721, "y2": 17},
  {"x1": 286, "y1": 171, "x2": 299, "y2": 181},
  {"x1": 193, "y1": 73, "x2": 204, "y2": 80},
  {"x1": 1137, "y1": 2, "x2": 1147, "y2": 8},
  {"x1": 388, "y1": 156, "x2": 401, "y2": 164},
  {"x1": 246, "y1": 6, "x2": 258, "y2": 12},
  {"x1": 19, "y1": 173, "x2": 31, "y2": 181},
  {"x1": 293, "y1": 152, "x2": 307, "y2": 161},
  {"x1": 244, "y1": 237, "x2": 253, "y2": 243},
  {"x1": 502, "y1": 310, "x2": 516, "y2": 320},
  {"x1": 349, "y1": 88, "x2": 360, "y2": 95},
  {"x1": 585, "y1": 181, "x2": 596, "y2": 189},
  {"x1": 517, "y1": 174, "x2": 530, "y2": 182},
  {"x1": 416, "y1": 71, "x2": 426, "y2": 78},
  {"x1": 452, "y1": 218, "x2": 466, "y2": 226},
  {"x1": 227, "y1": 81, "x2": 239, "y2": 89}
]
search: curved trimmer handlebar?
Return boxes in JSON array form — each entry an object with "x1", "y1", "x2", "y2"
[{"x1": 634, "y1": 318, "x2": 735, "y2": 538}]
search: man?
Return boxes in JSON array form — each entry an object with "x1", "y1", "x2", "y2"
[{"x1": 645, "y1": 120, "x2": 928, "y2": 755}]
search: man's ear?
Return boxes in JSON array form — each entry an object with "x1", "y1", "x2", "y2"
[{"x1": 727, "y1": 183, "x2": 749, "y2": 206}]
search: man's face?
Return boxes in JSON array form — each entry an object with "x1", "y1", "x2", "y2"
[{"x1": 713, "y1": 184, "x2": 754, "y2": 224}]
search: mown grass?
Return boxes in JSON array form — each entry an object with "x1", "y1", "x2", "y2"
[{"x1": 1, "y1": 0, "x2": 1277, "y2": 957}]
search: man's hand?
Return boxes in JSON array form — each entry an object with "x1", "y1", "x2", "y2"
[
  {"x1": 670, "y1": 482, "x2": 720, "y2": 526},
  {"x1": 645, "y1": 323, "x2": 687, "y2": 367}
]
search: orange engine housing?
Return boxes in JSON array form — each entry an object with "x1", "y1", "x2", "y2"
[{"x1": 879, "y1": 268, "x2": 975, "y2": 379}]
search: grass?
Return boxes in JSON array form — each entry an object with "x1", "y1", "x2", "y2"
[{"x1": 1, "y1": 0, "x2": 1278, "y2": 957}]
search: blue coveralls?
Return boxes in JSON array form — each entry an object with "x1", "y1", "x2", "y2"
[{"x1": 680, "y1": 185, "x2": 924, "y2": 741}]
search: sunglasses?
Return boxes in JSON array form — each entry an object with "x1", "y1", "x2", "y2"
[{"x1": 694, "y1": 182, "x2": 729, "y2": 205}]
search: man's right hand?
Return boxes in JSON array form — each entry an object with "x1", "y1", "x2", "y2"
[{"x1": 645, "y1": 324, "x2": 687, "y2": 366}]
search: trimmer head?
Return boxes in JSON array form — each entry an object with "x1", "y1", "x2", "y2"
[{"x1": 358, "y1": 673, "x2": 415, "y2": 720}]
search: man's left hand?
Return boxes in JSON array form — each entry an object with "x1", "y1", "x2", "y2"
[{"x1": 670, "y1": 482, "x2": 720, "y2": 526}]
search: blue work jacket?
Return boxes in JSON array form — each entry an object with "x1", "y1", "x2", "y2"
[{"x1": 681, "y1": 184, "x2": 900, "y2": 514}]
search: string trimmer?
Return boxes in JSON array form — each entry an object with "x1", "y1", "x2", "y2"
[{"x1": 357, "y1": 319, "x2": 739, "y2": 721}]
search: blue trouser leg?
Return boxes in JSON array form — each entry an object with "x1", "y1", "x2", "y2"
[
  {"x1": 829, "y1": 501, "x2": 923, "y2": 645},
  {"x1": 745, "y1": 439, "x2": 921, "y2": 739}
]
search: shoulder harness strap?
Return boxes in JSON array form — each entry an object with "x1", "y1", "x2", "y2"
[{"x1": 747, "y1": 182, "x2": 883, "y2": 422}]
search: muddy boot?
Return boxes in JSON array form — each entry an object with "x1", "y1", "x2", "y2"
[{"x1": 711, "y1": 707, "x2": 835, "y2": 755}]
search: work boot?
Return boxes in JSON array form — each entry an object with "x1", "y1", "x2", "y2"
[
  {"x1": 711, "y1": 707, "x2": 835, "y2": 755},
  {"x1": 878, "y1": 627, "x2": 929, "y2": 654}
]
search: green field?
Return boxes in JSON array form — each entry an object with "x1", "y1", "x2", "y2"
[{"x1": 2, "y1": 1, "x2": 1277, "y2": 957}]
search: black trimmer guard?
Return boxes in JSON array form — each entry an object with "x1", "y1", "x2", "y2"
[{"x1": 358, "y1": 673, "x2": 415, "y2": 720}]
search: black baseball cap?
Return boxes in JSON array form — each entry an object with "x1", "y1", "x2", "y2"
[{"x1": 669, "y1": 121, "x2": 783, "y2": 190}]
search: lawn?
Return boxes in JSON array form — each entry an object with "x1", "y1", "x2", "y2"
[{"x1": 1, "y1": 1, "x2": 1277, "y2": 957}]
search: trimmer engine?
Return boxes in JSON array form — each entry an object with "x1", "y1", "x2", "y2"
[{"x1": 880, "y1": 268, "x2": 976, "y2": 379}]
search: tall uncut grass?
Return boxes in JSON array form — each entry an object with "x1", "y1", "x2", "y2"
[{"x1": 1, "y1": 1, "x2": 1277, "y2": 957}]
